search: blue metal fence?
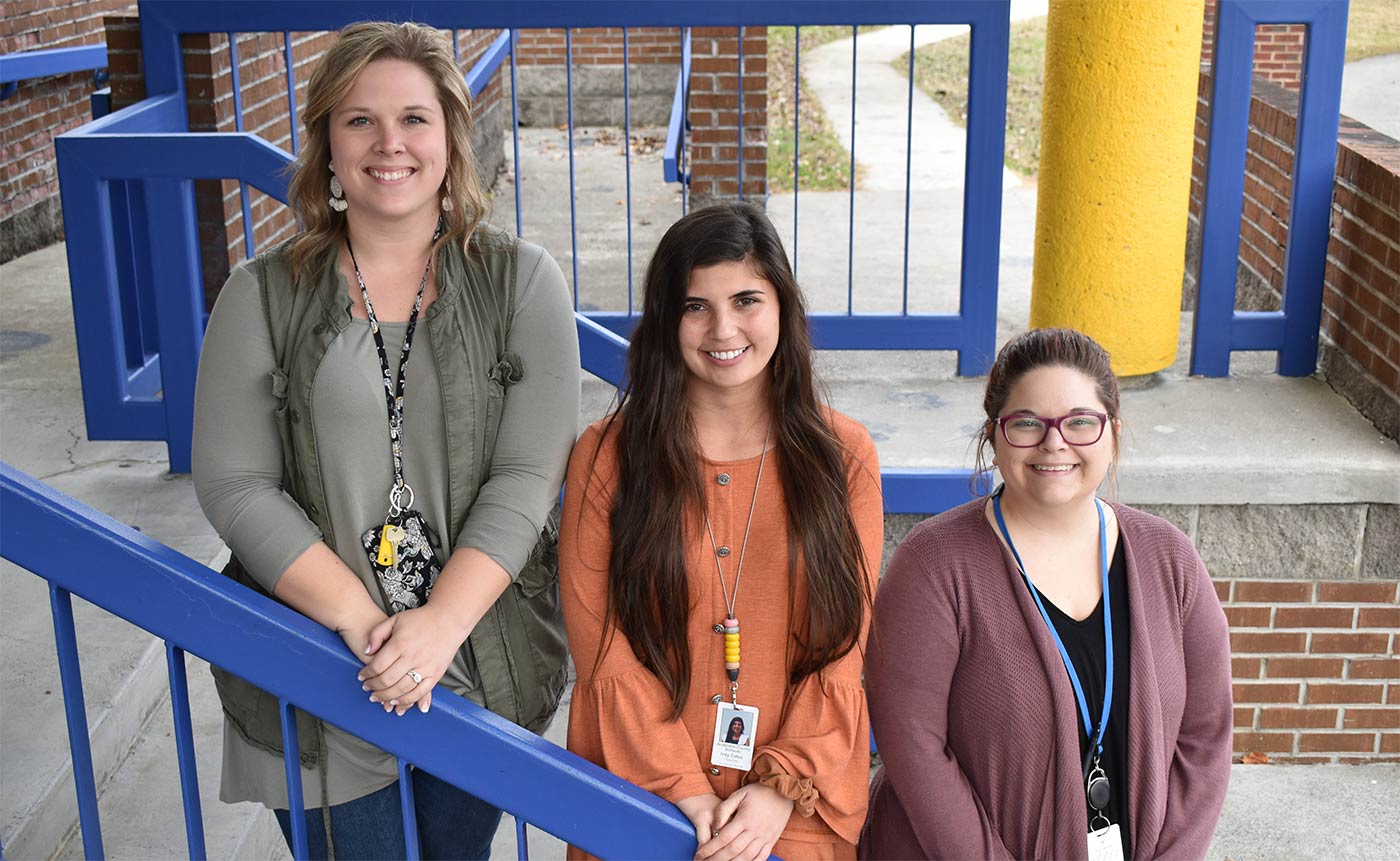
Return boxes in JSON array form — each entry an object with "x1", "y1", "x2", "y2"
[
  {"x1": 54, "y1": 1, "x2": 1010, "y2": 516},
  {"x1": 0, "y1": 461, "x2": 701, "y2": 860},
  {"x1": 1191, "y1": 0, "x2": 1349, "y2": 376},
  {"x1": 49, "y1": 0, "x2": 1350, "y2": 495}
]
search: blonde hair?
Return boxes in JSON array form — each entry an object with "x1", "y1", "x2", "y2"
[{"x1": 285, "y1": 21, "x2": 488, "y2": 284}]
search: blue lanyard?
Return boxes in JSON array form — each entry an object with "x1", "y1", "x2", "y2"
[{"x1": 993, "y1": 491, "x2": 1114, "y2": 756}]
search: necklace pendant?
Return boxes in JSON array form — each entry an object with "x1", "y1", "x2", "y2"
[{"x1": 723, "y1": 617, "x2": 740, "y2": 681}]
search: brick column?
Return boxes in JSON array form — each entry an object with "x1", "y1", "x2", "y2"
[
  {"x1": 0, "y1": 0, "x2": 136, "y2": 262},
  {"x1": 686, "y1": 27, "x2": 767, "y2": 204}
]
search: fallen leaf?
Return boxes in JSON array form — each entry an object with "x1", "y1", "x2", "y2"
[{"x1": 1242, "y1": 751, "x2": 1269, "y2": 765}]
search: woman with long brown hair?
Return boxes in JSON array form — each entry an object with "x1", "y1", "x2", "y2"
[
  {"x1": 561, "y1": 202, "x2": 883, "y2": 860},
  {"x1": 192, "y1": 22, "x2": 578, "y2": 859}
]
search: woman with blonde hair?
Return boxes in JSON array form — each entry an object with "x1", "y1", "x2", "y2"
[{"x1": 193, "y1": 21, "x2": 578, "y2": 859}]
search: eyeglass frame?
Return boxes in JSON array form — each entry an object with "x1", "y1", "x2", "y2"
[{"x1": 995, "y1": 410, "x2": 1111, "y2": 448}]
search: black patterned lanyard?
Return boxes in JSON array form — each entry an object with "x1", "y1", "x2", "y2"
[{"x1": 345, "y1": 225, "x2": 440, "y2": 514}]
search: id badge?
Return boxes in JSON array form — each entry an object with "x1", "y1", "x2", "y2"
[
  {"x1": 710, "y1": 703, "x2": 759, "y2": 772},
  {"x1": 1087, "y1": 823, "x2": 1124, "y2": 861}
]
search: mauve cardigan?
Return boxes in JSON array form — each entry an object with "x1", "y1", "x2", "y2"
[{"x1": 860, "y1": 499, "x2": 1233, "y2": 860}]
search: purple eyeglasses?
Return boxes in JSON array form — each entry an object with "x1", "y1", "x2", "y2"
[{"x1": 997, "y1": 410, "x2": 1110, "y2": 448}]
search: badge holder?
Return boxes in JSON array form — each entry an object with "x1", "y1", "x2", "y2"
[
  {"x1": 710, "y1": 701, "x2": 760, "y2": 772},
  {"x1": 1085, "y1": 755, "x2": 1123, "y2": 861}
]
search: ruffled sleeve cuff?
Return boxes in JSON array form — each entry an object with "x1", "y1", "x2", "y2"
[{"x1": 745, "y1": 754, "x2": 819, "y2": 818}]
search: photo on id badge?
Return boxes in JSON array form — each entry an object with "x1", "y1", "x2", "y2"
[{"x1": 710, "y1": 704, "x2": 759, "y2": 771}]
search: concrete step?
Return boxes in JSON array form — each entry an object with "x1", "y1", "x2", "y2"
[
  {"x1": 52, "y1": 652, "x2": 284, "y2": 861},
  {"x1": 0, "y1": 460, "x2": 229, "y2": 860}
]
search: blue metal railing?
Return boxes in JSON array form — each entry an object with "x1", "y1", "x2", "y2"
[
  {"x1": 0, "y1": 461, "x2": 700, "y2": 860},
  {"x1": 54, "y1": 1, "x2": 1009, "y2": 516},
  {"x1": 662, "y1": 30, "x2": 693, "y2": 186},
  {"x1": 588, "y1": 6, "x2": 1011, "y2": 381},
  {"x1": 1191, "y1": 0, "x2": 1349, "y2": 376},
  {"x1": 0, "y1": 44, "x2": 108, "y2": 101}
]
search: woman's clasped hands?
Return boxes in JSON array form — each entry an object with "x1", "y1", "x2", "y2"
[
  {"x1": 357, "y1": 602, "x2": 468, "y2": 716},
  {"x1": 680, "y1": 784, "x2": 794, "y2": 861}
]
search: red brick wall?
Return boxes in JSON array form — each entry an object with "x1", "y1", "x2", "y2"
[
  {"x1": 518, "y1": 25, "x2": 768, "y2": 200},
  {"x1": 1201, "y1": 0, "x2": 1306, "y2": 91},
  {"x1": 1222, "y1": 579, "x2": 1400, "y2": 762},
  {"x1": 0, "y1": 0, "x2": 135, "y2": 261},
  {"x1": 687, "y1": 27, "x2": 767, "y2": 201},
  {"x1": 514, "y1": 27, "x2": 683, "y2": 65},
  {"x1": 1187, "y1": 70, "x2": 1400, "y2": 440}
]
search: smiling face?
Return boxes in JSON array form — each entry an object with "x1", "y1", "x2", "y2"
[
  {"x1": 727, "y1": 718, "x2": 745, "y2": 740},
  {"x1": 991, "y1": 365, "x2": 1118, "y2": 512},
  {"x1": 677, "y1": 259, "x2": 780, "y2": 403},
  {"x1": 327, "y1": 58, "x2": 448, "y2": 226}
]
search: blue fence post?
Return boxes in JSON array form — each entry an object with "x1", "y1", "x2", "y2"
[
  {"x1": 1191, "y1": 0, "x2": 1256, "y2": 377},
  {"x1": 279, "y1": 701, "x2": 310, "y2": 860},
  {"x1": 166, "y1": 643, "x2": 208, "y2": 860},
  {"x1": 1276, "y1": 0, "x2": 1347, "y2": 376},
  {"x1": 566, "y1": 28, "x2": 580, "y2": 307},
  {"x1": 792, "y1": 26, "x2": 800, "y2": 278},
  {"x1": 956, "y1": 3, "x2": 1011, "y2": 376},
  {"x1": 397, "y1": 759, "x2": 422, "y2": 859},
  {"x1": 49, "y1": 586, "x2": 106, "y2": 860},
  {"x1": 142, "y1": 178, "x2": 206, "y2": 472},
  {"x1": 847, "y1": 28, "x2": 857, "y2": 313}
]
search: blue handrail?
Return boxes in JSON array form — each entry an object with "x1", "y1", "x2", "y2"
[
  {"x1": 663, "y1": 29, "x2": 693, "y2": 184},
  {"x1": 0, "y1": 461, "x2": 701, "y2": 859},
  {"x1": 0, "y1": 44, "x2": 108, "y2": 100},
  {"x1": 466, "y1": 29, "x2": 512, "y2": 99}
]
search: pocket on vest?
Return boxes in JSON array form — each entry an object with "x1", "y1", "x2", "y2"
[{"x1": 510, "y1": 508, "x2": 569, "y2": 731}]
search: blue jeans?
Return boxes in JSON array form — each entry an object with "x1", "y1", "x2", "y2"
[{"x1": 274, "y1": 767, "x2": 502, "y2": 860}]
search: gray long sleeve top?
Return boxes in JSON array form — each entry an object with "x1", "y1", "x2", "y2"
[{"x1": 192, "y1": 238, "x2": 580, "y2": 806}]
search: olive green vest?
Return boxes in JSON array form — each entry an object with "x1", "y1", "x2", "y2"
[{"x1": 211, "y1": 225, "x2": 568, "y2": 765}]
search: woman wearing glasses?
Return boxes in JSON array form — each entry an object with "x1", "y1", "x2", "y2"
[{"x1": 861, "y1": 328, "x2": 1232, "y2": 860}]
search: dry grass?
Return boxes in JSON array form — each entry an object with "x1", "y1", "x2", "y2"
[
  {"x1": 897, "y1": 17, "x2": 1046, "y2": 177},
  {"x1": 1346, "y1": 0, "x2": 1400, "y2": 62},
  {"x1": 766, "y1": 26, "x2": 878, "y2": 192}
]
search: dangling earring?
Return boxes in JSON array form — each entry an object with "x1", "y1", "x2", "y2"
[
  {"x1": 328, "y1": 162, "x2": 348, "y2": 212},
  {"x1": 440, "y1": 177, "x2": 453, "y2": 212}
]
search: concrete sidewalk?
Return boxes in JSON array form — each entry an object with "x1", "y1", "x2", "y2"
[{"x1": 1341, "y1": 52, "x2": 1400, "y2": 141}]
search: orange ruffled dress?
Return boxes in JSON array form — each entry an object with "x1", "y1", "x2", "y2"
[{"x1": 560, "y1": 412, "x2": 883, "y2": 859}]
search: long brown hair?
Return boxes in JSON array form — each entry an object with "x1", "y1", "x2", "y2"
[
  {"x1": 598, "y1": 203, "x2": 872, "y2": 719},
  {"x1": 284, "y1": 22, "x2": 487, "y2": 284}
]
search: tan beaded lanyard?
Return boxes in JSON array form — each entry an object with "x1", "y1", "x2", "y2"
[{"x1": 703, "y1": 425, "x2": 771, "y2": 706}]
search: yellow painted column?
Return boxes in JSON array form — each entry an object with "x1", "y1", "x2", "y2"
[{"x1": 1030, "y1": 0, "x2": 1205, "y2": 375}]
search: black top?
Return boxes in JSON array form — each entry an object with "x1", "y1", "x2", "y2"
[{"x1": 1042, "y1": 535, "x2": 1132, "y2": 859}]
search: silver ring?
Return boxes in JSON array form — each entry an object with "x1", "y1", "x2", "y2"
[{"x1": 406, "y1": 669, "x2": 424, "y2": 685}]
